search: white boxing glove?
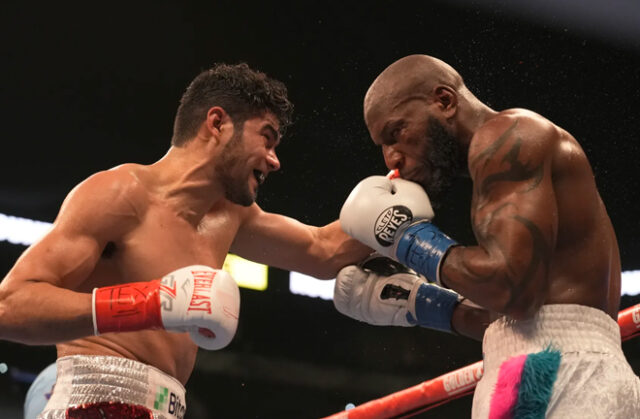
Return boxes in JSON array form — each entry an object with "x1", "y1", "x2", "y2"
[
  {"x1": 159, "y1": 266, "x2": 240, "y2": 350},
  {"x1": 93, "y1": 265, "x2": 240, "y2": 350},
  {"x1": 333, "y1": 255, "x2": 461, "y2": 333},
  {"x1": 339, "y1": 176, "x2": 434, "y2": 258},
  {"x1": 334, "y1": 262, "x2": 419, "y2": 326}
]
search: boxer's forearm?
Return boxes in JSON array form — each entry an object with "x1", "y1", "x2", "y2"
[
  {"x1": 440, "y1": 245, "x2": 546, "y2": 320},
  {"x1": 232, "y1": 211, "x2": 372, "y2": 279},
  {"x1": 0, "y1": 280, "x2": 94, "y2": 344},
  {"x1": 316, "y1": 220, "x2": 373, "y2": 278},
  {"x1": 450, "y1": 299, "x2": 493, "y2": 341}
]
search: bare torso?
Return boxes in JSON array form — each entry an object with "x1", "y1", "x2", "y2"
[
  {"x1": 539, "y1": 114, "x2": 621, "y2": 317},
  {"x1": 470, "y1": 109, "x2": 621, "y2": 319},
  {"x1": 57, "y1": 164, "x2": 247, "y2": 385}
]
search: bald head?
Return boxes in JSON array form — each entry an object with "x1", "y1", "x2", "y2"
[{"x1": 364, "y1": 55, "x2": 465, "y2": 124}]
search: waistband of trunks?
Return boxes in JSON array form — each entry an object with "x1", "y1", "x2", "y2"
[
  {"x1": 42, "y1": 355, "x2": 186, "y2": 419},
  {"x1": 483, "y1": 304, "x2": 623, "y2": 368}
]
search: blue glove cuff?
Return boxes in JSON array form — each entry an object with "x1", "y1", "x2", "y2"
[
  {"x1": 395, "y1": 222, "x2": 457, "y2": 284},
  {"x1": 406, "y1": 283, "x2": 460, "y2": 333}
]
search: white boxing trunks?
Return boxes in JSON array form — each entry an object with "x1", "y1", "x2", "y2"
[
  {"x1": 38, "y1": 355, "x2": 186, "y2": 419},
  {"x1": 472, "y1": 304, "x2": 640, "y2": 419}
]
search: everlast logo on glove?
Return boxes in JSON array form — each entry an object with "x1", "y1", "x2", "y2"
[
  {"x1": 188, "y1": 270, "x2": 215, "y2": 313},
  {"x1": 374, "y1": 206, "x2": 412, "y2": 246}
]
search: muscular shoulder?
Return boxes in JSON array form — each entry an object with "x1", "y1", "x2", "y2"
[
  {"x1": 68, "y1": 165, "x2": 146, "y2": 206},
  {"x1": 59, "y1": 165, "x2": 147, "y2": 236},
  {"x1": 468, "y1": 109, "x2": 559, "y2": 178}
]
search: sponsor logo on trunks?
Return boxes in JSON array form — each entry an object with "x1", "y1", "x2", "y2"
[
  {"x1": 154, "y1": 386, "x2": 169, "y2": 411},
  {"x1": 154, "y1": 386, "x2": 185, "y2": 418},
  {"x1": 187, "y1": 270, "x2": 215, "y2": 314},
  {"x1": 374, "y1": 205, "x2": 412, "y2": 247},
  {"x1": 442, "y1": 364, "x2": 484, "y2": 395},
  {"x1": 168, "y1": 391, "x2": 186, "y2": 418}
]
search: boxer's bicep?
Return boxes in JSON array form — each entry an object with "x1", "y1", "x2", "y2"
[
  {"x1": 232, "y1": 208, "x2": 370, "y2": 279},
  {"x1": 471, "y1": 180, "x2": 556, "y2": 317},
  {"x1": 0, "y1": 171, "x2": 139, "y2": 342},
  {"x1": 232, "y1": 208, "x2": 321, "y2": 272},
  {"x1": 3, "y1": 171, "x2": 138, "y2": 291},
  {"x1": 9, "y1": 223, "x2": 103, "y2": 291},
  {"x1": 443, "y1": 120, "x2": 557, "y2": 319}
]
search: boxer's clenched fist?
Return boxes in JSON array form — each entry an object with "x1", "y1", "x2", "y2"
[{"x1": 92, "y1": 265, "x2": 240, "y2": 350}]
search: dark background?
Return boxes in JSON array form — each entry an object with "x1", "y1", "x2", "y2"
[{"x1": 1, "y1": 1, "x2": 639, "y2": 418}]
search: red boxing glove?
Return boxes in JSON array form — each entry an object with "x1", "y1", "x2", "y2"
[{"x1": 92, "y1": 265, "x2": 240, "y2": 350}]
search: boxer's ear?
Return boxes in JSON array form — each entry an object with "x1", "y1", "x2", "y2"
[
  {"x1": 205, "y1": 106, "x2": 232, "y2": 144},
  {"x1": 433, "y1": 86, "x2": 458, "y2": 119}
]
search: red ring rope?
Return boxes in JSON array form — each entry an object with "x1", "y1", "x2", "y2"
[{"x1": 323, "y1": 303, "x2": 640, "y2": 419}]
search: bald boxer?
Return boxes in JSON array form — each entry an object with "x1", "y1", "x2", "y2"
[
  {"x1": 0, "y1": 63, "x2": 375, "y2": 418},
  {"x1": 339, "y1": 54, "x2": 640, "y2": 418}
]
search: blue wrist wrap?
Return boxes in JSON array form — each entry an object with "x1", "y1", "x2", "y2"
[
  {"x1": 395, "y1": 222, "x2": 457, "y2": 284},
  {"x1": 405, "y1": 283, "x2": 460, "y2": 333}
]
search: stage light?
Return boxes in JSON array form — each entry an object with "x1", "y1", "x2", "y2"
[{"x1": 223, "y1": 253, "x2": 268, "y2": 291}]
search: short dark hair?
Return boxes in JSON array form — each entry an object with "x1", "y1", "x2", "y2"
[{"x1": 171, "y1": 63, "x2": 294, "y2": 146}]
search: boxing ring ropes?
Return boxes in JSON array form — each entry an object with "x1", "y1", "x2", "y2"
[{"x1": 323, "y1": 303, "x2": 640, "y2": 419}]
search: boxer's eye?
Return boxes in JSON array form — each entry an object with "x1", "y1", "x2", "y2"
[
  {"x1": 389, "y1": 124, "x2": 405, "y2": 143},
  {"x1": 384, "y1": 133, "x2": 398, "y2": 146}
]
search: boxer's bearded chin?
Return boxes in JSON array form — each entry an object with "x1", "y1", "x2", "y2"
[
  {"x1": 422, "y1": 118, "x2": 466, "y2": 207},
  {"x1": 216, "y1": 130, "x2": 255, "y2": 207}
]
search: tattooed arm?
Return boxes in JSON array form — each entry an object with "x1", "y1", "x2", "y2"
[{"x1": 440, "y1": 115, "x2": 558, "y2": 320}]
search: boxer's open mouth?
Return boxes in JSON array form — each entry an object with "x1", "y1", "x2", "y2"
[{"x1": 254, "y1": 170, "x2": 265, "y2": 185}]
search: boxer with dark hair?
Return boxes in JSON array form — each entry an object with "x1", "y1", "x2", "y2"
[{"x1": 0, "y1": 62, "x2": 369, "y2": 418}]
